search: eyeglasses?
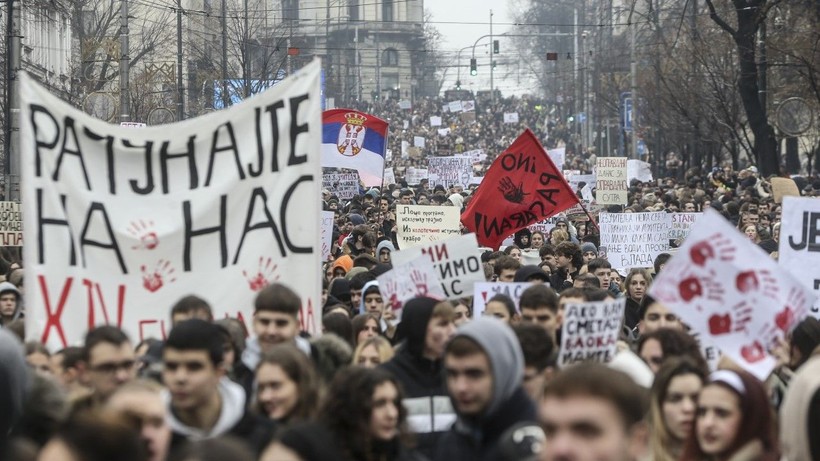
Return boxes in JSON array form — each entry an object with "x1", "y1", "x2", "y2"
[{"x1": 90, "y1": 359, "x2": 136, "y2": 374}]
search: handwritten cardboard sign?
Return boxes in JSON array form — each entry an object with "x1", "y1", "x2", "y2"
[
  {"x1": 20, "y1": 61, "x2": 324, "y2": 348},
  {"x1": 599, "y1": 212, "x2": 671, "y2": 270},
  {"x1": 503, "y1": 112, "x2": 519, "y2": 124},
  {"x1": 396, "y1": 205, "x2": 461, "y2": 248},
  {"x1": 391, "y1": 233, "x2": 485, "y2": 300},
  {"x1": 558, "y1": 298, "x2": 626, "y2": 366},
  {"x1": 669, "y1": 213, "x2": 703, "y2": 241},
  {"x1": 428, "y1": 156, "x2": 473, "y2": 189},
  {"x1": 0, "y1": 202, "x2": 22, "y2": 246},
  {"x1": 596, "y1": 157, "x2": 628, "y2": 205},
  {"x1": 771, "y1": 178, "x2": 800, "y2": 203},
  {"x1": 322, "y1": 172, "x2": 359, "y2": 200},
  {"x1": 649, "y1": 209, "x2": 817, "y2": 379},
  {"x1": 778, "y1": 197, "x2": 820, "y2": 317}
]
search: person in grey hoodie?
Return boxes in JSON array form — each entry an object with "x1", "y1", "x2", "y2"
[
  {"x1": 0, "y1": 282, "x2": 22, "y2": 328},
  {"x1": 434, "y1": 317, "x2": 540, "y2": 461}
]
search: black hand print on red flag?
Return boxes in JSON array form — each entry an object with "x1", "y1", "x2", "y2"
[{"x1": 498, "y1": 177, "x2": 529, "y2": 204}]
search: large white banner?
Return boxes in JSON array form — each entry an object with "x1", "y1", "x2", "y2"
[
  {"x1": 779, "y1": 197, "x2": 820, "y2": 317},
  {"x1": 427, "y1": 156, "x2": 473, "y2": 189},
  {"x1": 396, "y1": 205, "x2": 461, "y2": 248},
  {"x1": 21, "y1": 62, "x2": 323, "y2": 349},
  {"x1": 599, "y1": 212, "x2": 671, "y2": 270}
]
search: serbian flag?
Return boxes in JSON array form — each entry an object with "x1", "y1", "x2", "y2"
[
  {"x1": 322, "y1": 109, "x2": 388, "y2": 187},
  {"x1": 461, "y1": 129, "x2": 580, "y2": 249}
]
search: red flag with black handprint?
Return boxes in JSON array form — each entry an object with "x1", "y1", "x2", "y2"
[{"x1": 461, "y1": 129, "x2": 579, "y2": 249}]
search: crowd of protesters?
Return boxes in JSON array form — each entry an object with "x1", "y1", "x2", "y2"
[{"x1": 2, "y1": 94, "x2": 820, "y2": 461}]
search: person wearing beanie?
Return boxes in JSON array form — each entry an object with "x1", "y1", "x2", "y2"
[
  {"x1": 580, "y1": 242, "x2": 598, "y2": 264},
  {"x1": 513, "y1": 265, "x2": 551, "y2": 283},
  {"x1": 380, "y1": 297, "x2": 457, "y2": 459},
  {"x1": 434, "y1": 317, "x2": 539, "y2": 461}
]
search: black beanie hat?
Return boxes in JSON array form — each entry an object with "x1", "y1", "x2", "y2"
[{"x1": 395, "y1": 296, "x2": 439, "y2": 358}]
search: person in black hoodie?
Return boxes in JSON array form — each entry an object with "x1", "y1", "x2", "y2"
[
  {"x1": 380, "y1": 296, "x2": 457, "y2": 459},
  {"x1": 435, "y1": 317, "x2": 541, "y2": 461}
]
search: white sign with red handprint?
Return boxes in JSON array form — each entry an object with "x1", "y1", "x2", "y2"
[
  {"x1": 472, "y1": 282, "x2": 534, "y2": 317},
  {"x1": 778, "y1": 197, "x2": 820, "y2": 318},
  {"x1": 649, "y1": 209, "x2": 817, "y2": 380},
  {"x1": 377, "y1": 255, "x2": 447, "y2": 321}
]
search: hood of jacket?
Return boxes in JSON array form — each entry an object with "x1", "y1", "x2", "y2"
[
  {"x1": 780, "y1": 355, "x2": 820, "y2": 461},
  {"x1": 452, "y1": 317, "x2": 524, "y2": 418},
  {"x1": 376, "y1": 240, "x2": 395, "y2": 256},
  {"x1": 164, "y1": 377, "x2": 246, "y2": 440},
  {"x1": 395, "y1": 297, "x2": 438, "y2": 359},
  {"x1": 359, "y1": 280, "x2": 381, "y2": 314},
  {"x1": 0, "y1": 282, "x2": 22, "y2": 322},
  {"x1": 331, "y1": 255, "x2": 353, "y2": 276}
]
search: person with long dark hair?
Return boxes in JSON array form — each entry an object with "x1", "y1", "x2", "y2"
[{"x1": 648, "y1": 357, "x2": 707, "y2": 461}]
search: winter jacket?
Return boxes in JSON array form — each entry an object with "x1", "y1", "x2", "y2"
[
  {"x1": 165, "y1": 377, "x2": 275, "y2": 455},
  {"x1": 434, "y1": 317, "x2": 539, "y2": 461},
  {"x1": 381, "y1": 297, "x2": 455, "y2": 460},
  {"x1": 780, "y1": 355, "x2": 820, "y2": 461}
]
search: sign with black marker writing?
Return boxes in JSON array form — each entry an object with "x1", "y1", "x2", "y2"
[
  {"x1": 558, "y1": 298, "x2": 625, "y2": 367},
  {"x1": 20, "y1": 61, "x2": 323, "y2": 349}
]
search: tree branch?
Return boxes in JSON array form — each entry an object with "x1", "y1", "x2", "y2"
[{"x1": 704, "y1": 0, "x2": 737, "y2": 36}]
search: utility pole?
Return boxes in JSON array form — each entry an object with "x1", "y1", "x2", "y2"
[
  {"x1": 221, "y1": 0, "x2": 229, "y2": 108},
  {"x1": 176, "y1": 1, "x2": 185, "y2": 121},
  {"x1": 573, "y1": 8, "x2": 580, "y2": 143},
  {"x1": 354, "y1": 25, "x2": 360, "y2": 101},
  {"x1": 4, "y1": 0, "x2": 20, "y2": 201},
  {"x1": 489, "y1": 9, "x2": 494, "y2": 102},
  {"x1": 119, "y1": 0, "x2": 130, "y2": 123},
  {"x1": 630, "y1": 16, "x2": 638, "y2": 160},
  {"x1": 244, "y1": 0, "x2": 250, "y2": 97}
]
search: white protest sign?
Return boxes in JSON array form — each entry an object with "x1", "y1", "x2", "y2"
[
  {"x1": 401, "y1": 140, "x2": 409, "y2": 159},
  {"x1": 558, "y1": 298, "x2": 625, "y2": 367},
  {"x1": 596, "y1": 157, "x2": 628, "y2": 205},
  {"x1": 441, "y1": 105, "x2": 450, "y2": 113},
  {"x1": 779, "y1": 197, "x2": 820, "y2": 317},
  {"x1": 448, "y1": 101, "x2": 463, "y2": 113},
  {"x1": 649, "y1": 209, "x2": 817, "y2": 379},
  {"x1": 503, "y1": 112, "x2": 519, "y2": 124},
  {"x1": 599, "y1": 212, "x2": 671, "y2": 270},
  {"x1": 437, "y1": 128, "x2": 451, "y2": 137},
  {"x1": 403, "y1": 120, "x2": 409, "y2": 129},
  {"x1": 669, "y1": 213, "x2": 703, "y2": 241},
  {"x1": 627, "y1": 159, "x2": 654, "y2": 183},
  {"x1": 391, "y1": 233, "x2": 485, "y2": 299},
  {"x1": 464, "y1": 149, "x2": 487, "y2": 165},
  {"x1": 396, "y1": 205, "x2": 461, "y2": 248},
  {"x1": 472, "y1": 282, "x2": 533, "y2": 317},
  {"x1": 398, "y1": 99, "x2": 412, "y2": 110},
  {"x1": 321, "y1": 172, "x2": 359, "y2": 200},
  {"x1": 383, "y1": 168, "x2": 396, "y2": 185},
  {"x1": 321, "y1": 211, "x2": 335, "y2": 261},
  {"x1": 386, "y1": 149, "x2": 392, "y2": 162},
  {"x1": 414, "y1": 136, "x2": 426, "y2": 148},
  {"x1": 405, "y1": 167, "x2": 428, "y2": 186},
  {"x1": 528, "y1": 216, "x2": 560, "y2": 235},
  {"x1": 20, "y1": 61, "x2": 323, "y2": 349},
  {"x1": 581, "y1": 184, "x2": 594, "y2": 202},
  {"x1": 462, "y1": 100, "x2": 476, "y2": 112},
  {"x1": 427, "y1": 156, "x2": 473, "y2": 189},
  {"x1": 430, "y1": 116, "x2": 442, "y2": 127},
  {"x1": 378, "y1": 255, "x2": 447, "y2": 320},
  {"x1": 547, "y1": 147, "x2": 565, "y2": 172},
  {"x1": 0, "y1": 202, "x2": 23, "y2": 246},
  {"x1": 568, "y1": 174, "x2": 596, "y2": 192}
]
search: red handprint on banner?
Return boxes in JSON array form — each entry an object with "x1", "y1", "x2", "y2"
[
  {"x1": 679, "y1": 275, "x2": 725, "y2": 303},
  {"x1": 740, "y1": 341, "x2": 767, "y2": 364},
  {"x1": 128, "y1": 220, "x2": 159, "y2": 250},
  {"x1": 409, "y1": 269, "x2": 430, "y2": 297},
  {"x1": 735, "y1": 270, "x2": 778, "y2": 299},
  {"x1": 141, "y1": 259, "x2": 176, "y2": 293},
  {"x1": 382, "y1": 278, "x2": 403, "y2": 313},
  {"x1": 774, "y1": 287, "x2": 808, "y2": 333},
  {"x1": 708, "y1": 301, "x2": 753, "y2": 336},
  {"x1": 689, "y1": 235, "x2": 736, "y2": 267},
  {"x1": 243, "y1": 257, "x2": 279, "y2": 292}
]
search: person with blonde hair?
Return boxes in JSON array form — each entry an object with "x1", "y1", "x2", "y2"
[{"x1": 352, "y1": 336, "x2": 394, "y2": 368}]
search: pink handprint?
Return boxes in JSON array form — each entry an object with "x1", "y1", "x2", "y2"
[
  {"x1": 689, "y1": 235, "x2": 736, "y2": 267},
  {"x1": 128, "y1": 220, "x2": 159, "y2": 250},
  {"x1": 735, "y1": 270, "x2": 778, "y2": 299},
  {"x1": 141, "y1": 259, "x2": 176, "y2": 293},
  {"x1": 410, "y1": 269, "x2": 429, "y2": 296},
  {"x1": 243, "y1": 257, "x2": 279, "y2": 292}
]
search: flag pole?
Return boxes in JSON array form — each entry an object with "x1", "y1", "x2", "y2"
[{"x1": 578, "y1": 200, "x2": 600, "y2": 234}]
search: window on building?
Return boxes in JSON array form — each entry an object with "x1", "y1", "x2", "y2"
[
  {"x1": 382, "y1": 0, "x2": 393, "y2": 22},
  {"x1": 349, "y1": 0, "x2": 359, "y2": 21},
  {"x1": 382, "y1": 49, "x2": 398, "y2": 67},
  {"x1": 283, "y1": 0, "x2": 299, "y2": 21},
  {"x1": 382, "y1": 73, "x2": 399, "y2": 91}
]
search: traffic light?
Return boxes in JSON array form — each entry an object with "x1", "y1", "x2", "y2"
[
  {"x1": 493, "y1": 40, "x2": 499, "y2": 54},
  {"x1": 456, "y1": 79, "x2": 461, "y2": 90},
  {"x1": 470, "y1": 58, "x2": 477, "y2": 76},
  {"x1": 492, "y1": 60, "x2": 497, "y2": 70}
]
